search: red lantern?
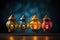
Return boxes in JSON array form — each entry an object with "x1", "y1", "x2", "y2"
[{"x1": 42, "y1": 15, "x2": 53, "y2": 31}]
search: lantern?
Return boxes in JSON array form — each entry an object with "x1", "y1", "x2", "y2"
[
  {"x1": 20, "y1": 15, "x2": 27, "y2": 32},
  {"x1": 6, "y1": 15, "x2": 19, "y2": 32},
  {"x1": 42, "y1": 15, "x2": 53, "y2": 31},
  {"x1": 30, "y1": 15, "x2": 41, "y2": 31}
]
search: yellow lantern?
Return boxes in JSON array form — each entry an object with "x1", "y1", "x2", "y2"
[
  {"x1": 30, "y1": 15, "x2": 41, "y2": 31},
  {"x1": 6, "y1": 15, "x2": 19, "y2": 32}
]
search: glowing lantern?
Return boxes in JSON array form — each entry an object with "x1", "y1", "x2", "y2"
[
  {"x1": 6, "y1": 15, "x2": 19, "y2": 32},
  {"x1": 20, "y1": 15, "x2": 27, "y2": 32},
  {"x1": 42, "y1": 15, "x2": 53, "y2": 31},
  {"x1": 30, "y1": 15, "x2": 41, "y2": 31}
]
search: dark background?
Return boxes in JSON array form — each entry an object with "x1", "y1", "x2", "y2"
[{"x1": 0, "y1": 0, "x2": 60, "y2": 33}]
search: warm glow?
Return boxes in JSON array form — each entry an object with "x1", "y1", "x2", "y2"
[
  {"x1": 6, "y1": 21, "x2": 10, "y2": 25},
  {"x1": 27, "y1": 24, "x2": 29, "y2": 27},
  {"x1": 33, "y1": 36, "x2": 38, "y2": 40},
  {"x1": 22, "y1": 36, "x2": 26, "y2": 40},
  {"x1": 46, "y1": 25, "x2": 49, "y2": 29},
  {"x1": 30, "y1": 22, "x2": 33, "y2": 29},
  {"x1": 23, "y1": 25, "x2": 25, "y2": 27},
  {"x1": 9, "y1": 36, "x2": 14, "y2": 40},
  {"x1": 34, "y1": 25, "x2": 37, "y2": 30},
  {"x1": 30, "y1": 15, "x2": 41, "y2": 30},
  {"x1": 38, "y1": 21, "x2": 41, "y2": 30},
  {"x1": 30, "y1": 21, "x2": 41, "y2": 30},
  {"x1": 11, "y1": 25, "x2": 13, "y2": 27},
  {"x1": 19, "y1": 25, "x2": 20, "y2": 27},
  {"x1": 45, "y1": 36, "x2": 49, "y2": 40},
  {"x1": 10, "y1": 25, "x2": 14, "y2": 29}
]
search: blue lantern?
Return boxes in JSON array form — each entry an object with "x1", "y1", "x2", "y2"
[{"x1": 20, "y1": 15, "x2": 27, "y2": 32}]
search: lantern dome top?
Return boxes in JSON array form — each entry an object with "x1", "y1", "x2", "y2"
[
  {"x1": 43, "y1": 15, "x2": 51, "y2": 21},
  {"x1": 20, "y1": 15, "x2": 26, "y2": 21},
  {"x1": 8, "y1": 15, "x2": 16, "y2": 21},
  {"x1": 32, "y1": 15, "x2": 39, "y2": 21}
]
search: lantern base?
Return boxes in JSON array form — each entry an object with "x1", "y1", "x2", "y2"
[
  {"x1": 44, "y1": 29, "x2": 51, "y2": 32},
  {"x1": 8, "y1": 29, "x2": 16, "y2": 32},
  {"x1": 21, "y1": 29, "x2": 27, "y2": 32},
  {"x1": 32, "y1": 30, "x2": 39, "y2": 32}
]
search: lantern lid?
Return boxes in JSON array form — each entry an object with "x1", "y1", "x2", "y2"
[
  {"x1": 32, "y1": 15, "x2": 39, "y2": 21},
  {"x1": 20, "y1": 15, "x2": 26, "y2": 21},
  {"x1": 8, "y1": 15, "x2": 16, "y2": 21},
  {"x1": 43, "y1": 15, "x2": 51, "y2": 21}
]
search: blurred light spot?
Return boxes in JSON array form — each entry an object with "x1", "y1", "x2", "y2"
[
  {"x1": 45, "y1": 36, "x2": 49, "y2": 40},
  {"x1": 33, "y1": 36, "x2": 38, "y2": 40},
  {"x1": 9, "y1": 36, "x2": 14, "y2": 40},
  {"x1": 22, "y1": 36, "x2": 26, "y2": 40}
]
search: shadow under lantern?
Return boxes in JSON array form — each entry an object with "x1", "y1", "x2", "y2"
[
  {"x1": 30, "y1": 15, "x2": 41, "y2": 31},
  {"x1": 6, "y1": 15, "x2": 19, "y2": 32},
  {"x1": 42, "y1": 15, "x2": 53, "y2": 32},
  {"x1": 20, "y1": 15, "x2": 27, "y2": 32}
]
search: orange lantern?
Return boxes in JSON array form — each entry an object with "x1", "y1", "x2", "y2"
[
  {"x1": 30, "y1": 15, "x2": 41, "y2": 31},
  {"x1": 42, "y1": 15, "x2": 53, "y2": 31}
]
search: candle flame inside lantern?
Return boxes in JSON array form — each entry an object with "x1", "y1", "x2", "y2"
[
  {"x1": 45, "y1": 25, "x2": 49, "y2": 29},
  {"x1": 34, "y1": 25, "x2": 37, "y2": 30},
  {"x1": 10, "y1": 25, "x2": 14, "y2": 29}
]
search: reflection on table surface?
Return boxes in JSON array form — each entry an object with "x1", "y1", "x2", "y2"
[{"x1": 0, "y1": 35, "x2": 60, "y2": 40}]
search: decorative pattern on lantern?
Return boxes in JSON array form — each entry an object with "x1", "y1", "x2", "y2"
[
  {"x1": 20, "y1": 15, "x2": 27, "y2": 32},
  {"x1": 42, "y1": 15, "x2": 53, "y2": 31},
  {"x1": 6, "y1": 15, "x2": 19, "y2": 32},
  {"x1": 30, "y1": 15, "x2": 41, "y2": 31}
]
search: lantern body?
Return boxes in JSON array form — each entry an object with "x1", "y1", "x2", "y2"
[
  {"x1": 42, "y1": 21, "x2": 52, "y2": 31},
  {"x1": 20, "y1": 21, "x2": 27, "y2": 32},
  {"x1": 42, "y1": 15, "x2": 53, "y2": 31},
  {"x1": 6, "y1": 15, "x2": 19, "y2": 32},
  {"x1": 30, "y1": 21, "x2": 41, "y2": 31},
  {"x1": 6, "y1": 21, "x2": 19, "y2": 31},
  {"x1": 20, "y1": 15, "x2": 27, "y2": 32},
  {"x1": 30, "y1": 15, "x2": 41, "y2": 31}
]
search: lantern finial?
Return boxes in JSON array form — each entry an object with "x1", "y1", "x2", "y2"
[
  {"x1": 32, "y1": 15, "x2": 39, "y2": 21},
  {"x1": 43, "y1": 15, "x2": 51, "y2": 21},
  {"x1": 8, "y1": 15, "x2": 16, "y2": 21}
]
